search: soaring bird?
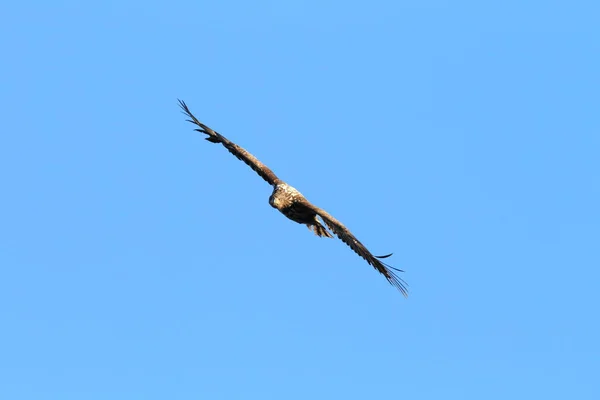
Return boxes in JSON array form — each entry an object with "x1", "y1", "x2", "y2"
[{"x1": 179, "y1": 100, "x2": 408, "y2": 296}]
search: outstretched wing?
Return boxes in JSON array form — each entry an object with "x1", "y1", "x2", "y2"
[
  {"x1": 179, "y1": 100, "x2": 281, "y2": 186},
  {"x1": 301, "y1": 200, "x2": 408, "y2": 296}
]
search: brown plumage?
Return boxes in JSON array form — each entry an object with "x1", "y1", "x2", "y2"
[{"x1": 179, "y1": 99, "x2": 408, "y2": 296}]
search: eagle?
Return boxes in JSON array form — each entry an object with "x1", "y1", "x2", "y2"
[{"x1": 179, "y1": 100, "x2": 408, "y2": 296}]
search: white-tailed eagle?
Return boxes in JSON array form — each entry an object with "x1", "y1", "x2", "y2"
[{"x1": 179, "y1": 100, "x2": 408, "y2": 296}]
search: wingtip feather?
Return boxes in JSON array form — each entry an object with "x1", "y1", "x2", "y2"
[{"x1": 375, "y1": 253, "x2": 393, "y2": 259}]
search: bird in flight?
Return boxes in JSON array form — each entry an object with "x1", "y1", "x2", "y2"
[{"x1": 179, "y1": 100, "x2": 408, "y2": 296}]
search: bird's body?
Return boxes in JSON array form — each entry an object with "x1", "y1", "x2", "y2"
[
  {"x1": 269, "y1": 183, "x2": 333, "y2": 238},
  {"x1": 179, "y1": 99, "x2": 408, "y2": 296}
]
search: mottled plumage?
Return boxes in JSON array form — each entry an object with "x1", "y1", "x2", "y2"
[{"x1": 179, "y1": 99, "x2": 408, "y2": 296}]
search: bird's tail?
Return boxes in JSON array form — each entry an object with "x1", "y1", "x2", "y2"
[{"x1": 308, "y1": 222, "x2": 333, "y2": 238}]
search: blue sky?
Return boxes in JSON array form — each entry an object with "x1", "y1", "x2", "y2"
[{"x1": 1, "y1": 1, "x2": 599, "y2": 399}]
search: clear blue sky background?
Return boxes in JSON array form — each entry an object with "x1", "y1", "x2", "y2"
[{"x1": 1, "y1": 1, "x2": 598, "y2": 399}]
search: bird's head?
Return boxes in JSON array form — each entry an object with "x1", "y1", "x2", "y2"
[{"x1": 269, "y1": 192, "x2": 279, "y2": 209}]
